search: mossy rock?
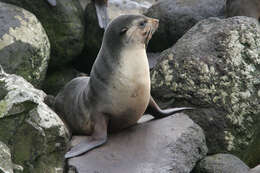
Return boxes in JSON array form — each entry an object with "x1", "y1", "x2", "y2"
[
  {"x1": 0, "y1": 70, "x2": 69, "y2": 173},
  {"x1": 0, "y1": 2, "x2": 50, "y2": 87}
]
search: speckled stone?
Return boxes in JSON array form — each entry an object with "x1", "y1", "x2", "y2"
[
  {"x1": 0, "y1": 67, "x2": 69, "y2": 173},
  {"x1": 151, "y1": 16, "x2": 260, "y2": 166}
]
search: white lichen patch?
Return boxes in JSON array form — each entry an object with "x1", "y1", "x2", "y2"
[
  {"x1": 0, "y1": 34, "x2": 15, "y2": 50},
  {"x1": 224, "y1": 131, "x2": 235, "y2": 151}
]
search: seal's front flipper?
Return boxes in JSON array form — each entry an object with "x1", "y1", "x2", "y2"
[
  {"x1": 65, "y1": 114, "x2": 108, "y2": 159},
  {"x1": 95, "y1": 0, "x2": 109, "y2": 29},
  {"x1": 65, "y1": 137, "x2": 107, "y2": 159},
  {"x1": 46, "y1": 0, "x2": 56, "y2": 6},
  {"x1": 145, "y1": 96, "x2": 194, "y2": 119}
]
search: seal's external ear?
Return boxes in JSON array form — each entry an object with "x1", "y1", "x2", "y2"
[{"x1": 120, "y1": 27, "x2": 128, "y2": 35}]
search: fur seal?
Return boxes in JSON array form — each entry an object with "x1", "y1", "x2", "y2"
[
  {"x1": 226, "y1": 0, "x2": 260, "y2": 20},
  {"x1": 46, "y1": 0, "x2": 109, "y2": 28},
  {"x1": 53, "y1": 14, "x2": 193, "y2": 159}
]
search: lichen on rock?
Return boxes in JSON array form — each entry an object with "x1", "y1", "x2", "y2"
[
  {"x1": 0, "y1": 68, "x2": 69, "y2": 173},
  {"x1": 151, "y1": 16, "x2": 260, "y2": 165}
]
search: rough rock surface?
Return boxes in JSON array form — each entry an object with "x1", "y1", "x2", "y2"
[
  {"x1": 0, "y1": 68, "x2": 69, "y2": 173},
  {"x1": 150, "y1": 16, "x2": 260, "y2": 165},
  {"x1": 193, "y1": 154, "x2": 250, "y2": 173},
  {"x1": 0, "y1": 0, "x2": 85, "y2": 68},
  {"x1": 0, "y1": 141, "x2": 14, "y2": 173},
  {"x1": 0, "y1": 2, "x2": 50, "y2": 87},
  {"x1": 68, "y1": 114, "x2": 208, "y2": 173},
  {"x1": 145, "y1": 0, "x2": 226, "y2": 52}
]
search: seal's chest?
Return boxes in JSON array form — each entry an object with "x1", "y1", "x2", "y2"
[
  {"x1": 108, "y1": 49, "x2": 150, "y2": 114},
  {"x1": 115, "y1": 49, "x2": 150, "y2": 94}
]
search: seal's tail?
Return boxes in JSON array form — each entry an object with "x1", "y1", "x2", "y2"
[{"x1": 44, "y1": 95, "x2": 56, "y2": 110}]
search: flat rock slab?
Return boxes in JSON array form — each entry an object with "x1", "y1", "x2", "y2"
[{"x1": 68, "y1": 113, "x2": 207, "y2": 173}]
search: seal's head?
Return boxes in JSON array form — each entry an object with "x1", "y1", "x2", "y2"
[{"x1": 103, "y1": 15, "x2": 159, "y2": 49}]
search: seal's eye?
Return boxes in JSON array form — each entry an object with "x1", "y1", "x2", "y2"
[{"x1": 139, "y1": 20, "x2": 147, "y2": 28}]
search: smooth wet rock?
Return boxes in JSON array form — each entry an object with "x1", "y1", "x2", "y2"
[
  {"x1": 249, "y1": 165, "x2": 260, "y2": 173},
  {"x1": 145, "y1": 0, "x2": 226, "y2": 52},
  {"x1": 194, "y1": 154, "x2": 250, "y2": 173},
  {"x1": 68, "y1": 113, "x2": 208, "y2": 173},
  {"x1": 0, "y1": 0, "x2": 85, "y2": 69},
  {"x1": 0, "y1": 68, "x2": 69, "y2": 173},
  {"x1": 151, "y1": 16, "x2": 260, "y2": 165},
  {"x1": 0, "y1": 2, "x2": 50, "y2": 87}
]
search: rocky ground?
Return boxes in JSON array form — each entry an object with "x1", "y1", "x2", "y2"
[{"x1": 0, "y1": 0, "x2": 259, "y2": 173}]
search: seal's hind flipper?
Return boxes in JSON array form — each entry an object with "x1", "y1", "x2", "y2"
[
  {"x1": 145, "y1": 96, "x2": 194, "y2": 118},
  {"x1": 95, "y1": 1, "x2": 109, "y2": 29},
  {"x1": 65, "y1": 113, "x2": 108, "y2": 159},
  {"x1": 46, "y1": 0, "x2": 56, "y2": 6}
]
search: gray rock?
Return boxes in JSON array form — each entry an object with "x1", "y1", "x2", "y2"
[
  {"x1": 0, "y1": 0, "x2": 85, "y2": 69},
  {"x1": 150, "y1": 16, "x2": 260, "y2": 164},
  {"x1": 68, "y1": 113, "x2": 208, "y2": 173},
  {"x1": 0, "y1": 2, "x2": 50, "y2": 87},
  {"x1": 145, "y1": 0, "x2": 226, "y2": 52},
  {"x1": 0, "y1": 141, "x2": 13, "y2": 173},
  {"x1": 0, "y1": 67, "x2": 69, "y2": 173},
  {"x1": 194, "y1": 154, "x2": 250, "y2": 173},
  {"x1": 249, "y1": 165, "x2": 260, "y2": 173}
]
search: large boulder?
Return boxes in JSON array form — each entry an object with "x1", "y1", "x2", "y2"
[
  {"x1": 0, "y1": 0, "x2": 85, "y2": 68},
  {"x1": 193, "y1": 154, "x2": 250, "y2": 173},
  {"x1": 0, "y1": 67, "x2": 69, "y2": 173},
  {"x1": 145, "y1": 0, "x2": 226, "y2": 52},
  {"x1": 0, "y1": 2, "x2": 50, "y2": 87},
  {"x1": 68, "y1": 114, "x2": 208, "y2": 173},
  {"x1": 150, "y1": 16, "x2": 260, "y2": 165}
]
